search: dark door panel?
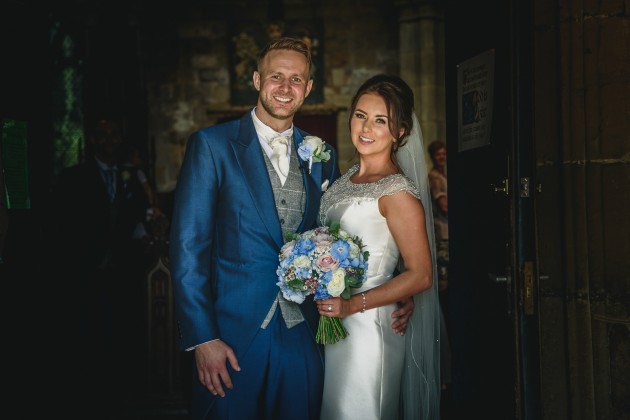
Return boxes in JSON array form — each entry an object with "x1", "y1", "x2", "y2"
[{"x1": 444, "y1": 1, "x2": 540, "y2": 419}]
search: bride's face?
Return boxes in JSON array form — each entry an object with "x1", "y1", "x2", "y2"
[{"x1": 350, "y1": 93, "x2": 402, "y2": 158}]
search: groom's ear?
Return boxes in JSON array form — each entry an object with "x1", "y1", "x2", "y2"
[
  {"x1": 304, "y1": 78, "x2": 314, "y2": 98},
  {"x1": 253, "y1": 71, "x2": 261, "y2": 91}
]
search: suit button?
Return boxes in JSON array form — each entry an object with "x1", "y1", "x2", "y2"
[
  {"x1": 280, "y1": 219, "x2": 285, "y2": 225},
  {"x1": 281, "y1": 199, "x2": 286, "y2": 205}
]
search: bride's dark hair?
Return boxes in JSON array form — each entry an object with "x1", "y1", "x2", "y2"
[{"x1": 348, "y1": 74, "x2": 415, "y2": 159}]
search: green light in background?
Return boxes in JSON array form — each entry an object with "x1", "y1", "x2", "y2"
[{"x1": 1, "y1": 118, "x2": 30, "y2": 210}]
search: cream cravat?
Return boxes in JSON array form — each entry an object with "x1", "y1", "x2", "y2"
[{"x1": 269, "y1": 135, "x2": 290, "y2": 184}]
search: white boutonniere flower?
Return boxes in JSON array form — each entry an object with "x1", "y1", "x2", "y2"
[{"x1": 297, "y1": 136, "x2": 331, "y2": 173}]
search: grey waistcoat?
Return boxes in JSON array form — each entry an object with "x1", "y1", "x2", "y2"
[{"x1": 261, "y1": 146, "x2": 307, "y2": 328}]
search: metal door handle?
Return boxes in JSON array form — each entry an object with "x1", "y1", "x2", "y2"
[
  {"x1": 488, "y1": 273, "x2": 510, "y2": 283},
  {"x1": 491, "y1": 178, "x2": 509, "y2": 196}
]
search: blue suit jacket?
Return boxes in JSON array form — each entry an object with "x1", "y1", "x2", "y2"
[{"x1": 169, "y1": 111, "x2": 340, "y2": 412}]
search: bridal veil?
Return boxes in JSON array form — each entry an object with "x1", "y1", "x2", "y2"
[{"x1": 396, "y1": 113, "x2": 441, "y2": 420}]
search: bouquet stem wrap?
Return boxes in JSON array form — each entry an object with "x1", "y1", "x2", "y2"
[{"x1": 316, "y1": 316, "x2": 348, "y2": 345}]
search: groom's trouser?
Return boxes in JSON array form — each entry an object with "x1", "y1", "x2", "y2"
[{"x1": 206, "y1": 309, "x2": 324, "y2": 420}]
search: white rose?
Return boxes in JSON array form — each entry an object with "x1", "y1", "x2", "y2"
[
  {"x1": 327, "y1": 268, "x2": 346, "y2": 297},
  {"x1": 337, "y1": 229, "x2": 350, "y2": 240},
  {"x1": 301, "y1": 230, "x2": 317, "y2": 240},
  {"x1": 303, "y1": 136, "x2": 325, "y2": 154},
  {"x1": 314, "y1": 242, "x2": 332, "y2": 254},
  {"x1": 297, "y1": 136, "x2": 330, "y2": 172},
  {"x1": 348, "y1": 242, "x2": 360, "y2": 259},
  {"x1": 293, "y1": 255, "x2": 312, "y2": 269}
]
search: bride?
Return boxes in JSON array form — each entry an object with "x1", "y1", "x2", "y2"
[{"x1": 317, "y1": 74, "x2": 441, "y2": 419}]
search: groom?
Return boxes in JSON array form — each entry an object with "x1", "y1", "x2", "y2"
[
  {"x1": 170, "y1": 37, "x2": 412, "y2": 420},
  {"x1": 170, "y1": 36, "x2": 337, "y2": 420}
]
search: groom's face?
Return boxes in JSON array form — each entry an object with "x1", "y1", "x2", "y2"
[{"x1": 253, "y1": 49, "x2": 313, "y2": 130}]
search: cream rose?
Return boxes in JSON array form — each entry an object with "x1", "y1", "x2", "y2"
[
  {"x1": 302, "y1": 136, "x2": 326, "y2": 155},
  {"x1": 293, "y1": 255, "x2": 311, "y2": 269},
  {"x1": 337, "y1": 229, "x2": 350, "y2": 240},
  {"x1": 297, "y1": 136, "x2": 331, "y2": 172},
  {"x1": 300, "y1": 230, "x2": 317, "y2": 240},
  {"x1": 348, "y1": 242, "x2": 361, "y2": 259},
  {"x1": 327, "y1": 268, "x2": 346, "y2": 297}
]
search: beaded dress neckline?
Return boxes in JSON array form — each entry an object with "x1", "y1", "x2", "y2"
[{"x1": 319, "y1": 164, "x2": 420, "y2": 226}]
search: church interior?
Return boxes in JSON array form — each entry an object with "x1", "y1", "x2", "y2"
[{"x1": 1, "y1": 0, "x2": 628, "y2": 419}]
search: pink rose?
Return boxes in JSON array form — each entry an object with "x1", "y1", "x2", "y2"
[
  {"x1": 280, "y1": 242, "x2": 295, "y2": 260},
  {"x1": 317, "y1": 253, "x2": 339, "y2": 272},
  {"x1": 314, "y1": 232, "x2": 334, "y2": 246}
]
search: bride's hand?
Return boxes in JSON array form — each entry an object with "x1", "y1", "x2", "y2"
[
  {"x1": 391, "y1": 297, "x2": 414, "y2": 336},
  {"x1": 317, "y1": 297, "x2": 346, "y2": 317}
]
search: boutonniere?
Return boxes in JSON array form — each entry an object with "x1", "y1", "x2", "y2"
[{"x1": 297, "y1": 136, "x2": 331, "y2": 173}]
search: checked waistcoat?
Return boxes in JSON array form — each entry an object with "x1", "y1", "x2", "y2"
[
  {"x1": 263, "y1": 146, "x2": 306, "y2": 242},
  {"x1": 261, "y1": 144, "x2": 307, "y2": 328}
]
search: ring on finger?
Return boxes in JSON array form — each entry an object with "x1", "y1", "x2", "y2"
[{"x1": 327, "y1": 304, "x2": 332, "y2": 312}]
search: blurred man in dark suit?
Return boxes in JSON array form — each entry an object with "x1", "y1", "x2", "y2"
[{"x1": 49, "y1": 117, "x2": 149, "y2": 417}]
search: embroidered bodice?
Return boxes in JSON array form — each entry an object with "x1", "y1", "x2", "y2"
[{"x1": 319, "y1": 164, "x2": 420, "y2": 226}]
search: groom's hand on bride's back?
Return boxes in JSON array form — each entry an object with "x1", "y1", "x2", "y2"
[
  {"x1": 195, "y1": 340, "x2": 241, "y2": 397},
  {"x1": 391, "y1": 297, "x2": 414, "y2": 336}
]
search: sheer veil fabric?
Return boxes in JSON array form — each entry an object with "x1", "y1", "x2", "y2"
[{"x1": 396, "y1": 113, "x2": 441, "y2": 419}]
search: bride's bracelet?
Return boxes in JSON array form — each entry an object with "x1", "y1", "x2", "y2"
[{"x1": 360, "y1": 292, "x2": 367, "y2": 313}]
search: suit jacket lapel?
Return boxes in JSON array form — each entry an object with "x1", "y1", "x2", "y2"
[
  {"x1": 293, "y1": 130, "x2": 323, "y2": 233},
  {"x1": 233, "y1": 113, "x2": 285, "y2": 249}
]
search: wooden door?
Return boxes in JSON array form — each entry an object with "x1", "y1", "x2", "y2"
[{"x1": 443, "y1": 1, "x2": 540, "y2": 419}]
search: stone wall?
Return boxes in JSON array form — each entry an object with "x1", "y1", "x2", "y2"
[
  {"x1": 534, "y1": 0, "x2": 630, "y2": 418},
  {"x1": 140, "y1": 1, "x2": 439, "y2": 193}
]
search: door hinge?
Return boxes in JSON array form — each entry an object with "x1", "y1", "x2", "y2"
[
  {"x1": 523, "y1": 261, "x2": 535, "y2": 315},
  {"x1": 520, "y1": 177, "x2": 530, "y2": 197}
]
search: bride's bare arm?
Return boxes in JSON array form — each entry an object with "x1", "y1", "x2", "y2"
[{"x1": 318, "y1": 191, "x2": 433, "y2": 331}]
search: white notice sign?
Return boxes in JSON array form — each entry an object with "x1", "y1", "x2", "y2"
[{"x1": 457, "y1": 49, "x2": 495, "y2": 152}]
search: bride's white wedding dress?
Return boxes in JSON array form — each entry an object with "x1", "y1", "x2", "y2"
[{"x1": 318, "y1": 164, "x2": 421, "y2": 420}]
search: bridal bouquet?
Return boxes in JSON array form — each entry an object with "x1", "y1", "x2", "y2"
[{"x1": 276, "y1": 222, "x2": 369, "y2": 344}]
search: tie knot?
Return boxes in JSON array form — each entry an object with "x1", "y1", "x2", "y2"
[
  {"x1": 268, "y1": 136, "x2": 290, "y2": 181},
  {"x1": 269, "y1": 136, "x2": 289, "y2": 148}
]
